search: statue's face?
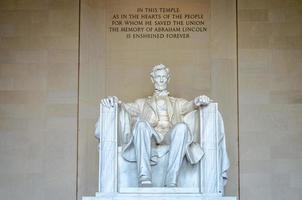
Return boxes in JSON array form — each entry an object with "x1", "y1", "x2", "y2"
[{"x1": 151, "y1": 69, "x2": 170, "y2": 91}]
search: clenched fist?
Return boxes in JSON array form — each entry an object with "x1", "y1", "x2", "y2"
[
  {"x1": 194, "y1": 95, "x2": 211, "y2": 106},
  {"x1": 101, "y1": 96, "x2": 120, "y2": 108}
]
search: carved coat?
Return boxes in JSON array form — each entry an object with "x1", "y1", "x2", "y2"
[
  {"x1": 118, "y1": 96, "x2": 204, "y2": 165},
  {"x1": 95, "y1": 96, "x2": 230, "y2": 187}
]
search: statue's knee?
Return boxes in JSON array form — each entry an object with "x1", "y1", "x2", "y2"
[
  {"x1": 174, "y1": 122, "x2": 189, "y2": 132},
  {"x1": 133, "y1": 120, "x2": 152, "y2": 138},
  {"x1": 171, "y1": 122, "x2": 189, "y2": 139},
  {"x1": 135, "y1": 120, "x2": 149, "y2": 129}
]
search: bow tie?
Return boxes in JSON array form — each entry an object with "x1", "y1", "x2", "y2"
[{"x1": 153, "y1": 90, "x2": 169, "y2": 97}]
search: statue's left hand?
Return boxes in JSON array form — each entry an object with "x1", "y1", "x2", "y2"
[{"x1": 194, "y1": 95, "x2": 211, "y2": 106}]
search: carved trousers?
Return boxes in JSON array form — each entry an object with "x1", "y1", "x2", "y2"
[{"x1": 133, "y1": 120, "x2": 189, "y2": 186}]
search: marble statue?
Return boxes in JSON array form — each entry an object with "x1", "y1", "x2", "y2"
[
  {"x1": 95, "y1": 63, "x2": 230, "y2": 189},
  {"x1": 86, "y1": 64, "x2": 235, "y2": 200},
  {"x1": 95, "y1": 64, "x2": 229, "y2": 193}
]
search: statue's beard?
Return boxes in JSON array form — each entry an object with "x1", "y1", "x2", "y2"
[{"x1": 154, "y1": 83, "x2": 167, "y2": 92}]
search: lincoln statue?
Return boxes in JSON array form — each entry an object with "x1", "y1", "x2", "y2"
[{"x1": 98, "y1": 64, "x2": 214, "y2": 187}]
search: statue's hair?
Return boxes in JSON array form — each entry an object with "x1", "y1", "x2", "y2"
[{"x1": 150, "y1": 64, "x2": 170, "y2": 78}]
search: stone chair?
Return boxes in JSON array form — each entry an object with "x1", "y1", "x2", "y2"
[{"x1": 94, "y1": 103, "x2": 231, "y2": 198}]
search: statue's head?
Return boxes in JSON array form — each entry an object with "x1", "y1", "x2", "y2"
[{"x1": 150, "y1": 64, "x2": 171, "y2": 92}]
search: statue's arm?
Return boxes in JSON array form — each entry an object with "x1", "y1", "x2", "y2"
[
  {"x1": 181, "y1": 100, "x2": 197, "y2": 115},
  {"x1": 120, "y1": 100, "x2": 141, "y2": 117},
  {"x1": 100, "y1": 96, "x2": 141, "y2": 117},
  {"x1": 181, "y1": 95, "x2": 212, "y2": 115}
]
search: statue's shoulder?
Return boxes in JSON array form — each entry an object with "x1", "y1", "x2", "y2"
[
  {"x1": 168, "y1": 96, "x2": 177, "y2": 102},
  {"x1": 133, "y1": 98, "x2": 148, "y2": 105},
  {"x1": 169, "y1": 96, "x2": 188, "y2": 103}
]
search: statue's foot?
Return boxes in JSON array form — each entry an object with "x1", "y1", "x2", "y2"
[
  {"x1": 139, "y1": 176, "x2": 152, "y2": 187},
  {"x1": 140, "y1": 180, "x2": 152, "y2": 187},
  {"x1": 165, "y1": 183, "x2": 177, "y2": 187}
]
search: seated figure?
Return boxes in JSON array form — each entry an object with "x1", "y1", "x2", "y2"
[{"x1": 97, "y1": 64, "x2": 229, "y2": 189}]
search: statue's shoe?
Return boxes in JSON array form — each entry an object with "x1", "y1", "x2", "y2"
[
  {"x1": 165, "y1": 183, "x2": 177, "y2": 187},
  {"x1": 139, "y1": 176, "x2": 152, "y2": 187},
  {"x1": 139, "y1": 180, "x2": 152, "y2": 187}
]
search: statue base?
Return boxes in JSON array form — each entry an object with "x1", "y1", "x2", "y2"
[{"x1": 82, "y1": 192, "x2": 236, "y2": 200}]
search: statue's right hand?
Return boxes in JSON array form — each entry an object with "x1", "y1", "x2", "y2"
[{"x1": 101, "y1": 96, "x2": 120, "y2": 108}]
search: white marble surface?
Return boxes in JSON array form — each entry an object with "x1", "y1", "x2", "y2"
[
  {"x1": 83, "y1": 193, "x2": 236, "y2": 200},
  {"x1": 89, "y1": 65, "x2": 234, "y2": 200},
  {"x1": 98, "y1": 104, "x2": 118, "y2": 192},
  {"x1": 118, "y1": 145, "x2": 200, "y2": 188},
  {"x1": 96, "y1": 102, "x2": 229, "y2": 192}
]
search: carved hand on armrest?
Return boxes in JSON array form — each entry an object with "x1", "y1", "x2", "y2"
[
  {"x1": 101, "y1": 96, "x2": 121, "y2": 108},
  {"x1": 194, "y1": 95, "x2": 212, "y2": 107},
  {"x1": 95, "y1": 96, "x2": 120, "y2": 140}
]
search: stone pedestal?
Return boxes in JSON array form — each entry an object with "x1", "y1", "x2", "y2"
[{"x1": 83, "y1": 192, "x2": 236, "y2": 200}]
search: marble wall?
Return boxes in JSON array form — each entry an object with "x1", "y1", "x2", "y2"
[
  {"x1": 0, "y1": 0, "x2": 301, "y2": 200},
  {"x1": 238, "y1": 0, "x2": 302, "y2": 199},
  {"x1": 0, "y1": 0, "x2": 79, "y2": 200},
  {"x1": 78, "y1": 0, "x2": 238, "y2": 198}
]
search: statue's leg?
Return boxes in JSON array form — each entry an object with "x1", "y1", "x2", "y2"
[
  {"x1": 165, "y1": 122, "x2": 189, "y2": 187},
  {"x1": 133, "y1": 120, "x2": 153, "y2": 187}
]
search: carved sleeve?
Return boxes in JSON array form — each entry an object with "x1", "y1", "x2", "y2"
[
  {"x1": 121, "y1": 101, "x2": 141, "y2": 117},
  {"x1": 180, "y1": 99, "x2": 198, "y2": 115}
]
